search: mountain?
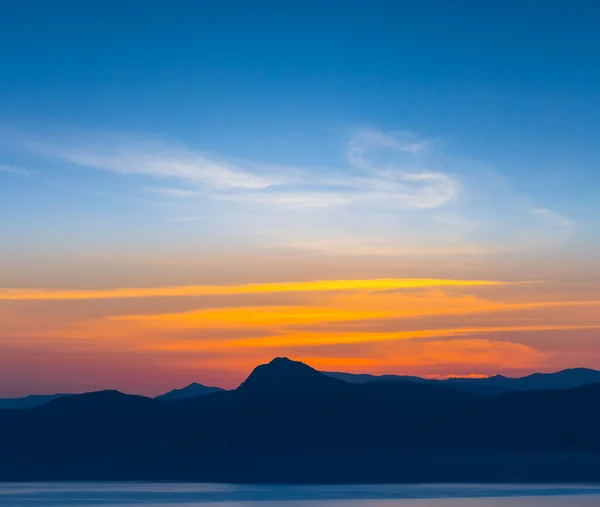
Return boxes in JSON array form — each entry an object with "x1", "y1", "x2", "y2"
[
  {"x1": 323, "y1": 371, "x2": 511, "y2": 397},
  {"x1": 155, "y1": 382, "x2": 224, "y2": 401},
  {"x1": 323, "y1": 367, "x2": 600, "y2": 397},
  {"x1": 457, "y1": 367, "x2": 600, "y2": 391},
  {"x1": 325, "y1": 371, "x2": 425, "y2": 384},
  {"x1": 237, "y1": 357, "x2": 348, "y2": 396},
  {"x1": 0, "y1": 393, "x2": 71, "y2": 409},
  {"x1": 2, "y1": 358, "x2": 600, "y2": 482},
  {"x1": 5, "y1": 366, "x2": 595, "y2": 410}
]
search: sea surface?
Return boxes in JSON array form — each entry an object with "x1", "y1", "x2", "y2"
[{"x1": 0, "y1": 483, "x2": 600, "y2": 506}]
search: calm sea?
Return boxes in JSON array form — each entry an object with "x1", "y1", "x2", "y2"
[{"x1": 0, "y1": 483, "x2": 599, "y2": 506}]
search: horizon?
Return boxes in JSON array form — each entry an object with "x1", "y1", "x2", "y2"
[
  {"x1": 2, "y1": 1, "x2": 600, "y2": 397},
  {"x1": 2, "y1": 357, "x2": 599, "y2": 399}
]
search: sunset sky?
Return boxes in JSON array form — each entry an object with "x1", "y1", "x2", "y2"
[{"x1": 1, "y1": 1, "x2": 600, "y2": 396}]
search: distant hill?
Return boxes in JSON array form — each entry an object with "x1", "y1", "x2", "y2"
[
  {"x1": 452, "y1": 367, "x2": 600, "y2": 391},
  {"x1": 323, "y1": 371, "x2": 510, "y2": 397},
  {"x1": 2, "y1": 357, "x2": 600, "y2": 482},
  {"x1": 155, "y1": 382, "x2": 224, "y2": 401},
  {"x1": 323, "y1": 367, "x2": 600, "y2": 397},
  {"x1": 4, "y1": 367, "x2": 598, "y2": 410},
  {"x1": 0, "y1": 393, "x2": 71, "y2": 409}
]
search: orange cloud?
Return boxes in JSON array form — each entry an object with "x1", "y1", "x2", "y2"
[
  {"x1": 3, "y1": 276, "x2": 600, "y2": 392},
  {"x1": 106, "y1": 289, "x2": 600, "y2": 338},
  {"x1": 425, "y1": 373, "x2": 490, "y2": 379},
  {"x1": 381, "y1": 338, "x2": 546, "y2": 369},
  {"x1": 112, "y1": 305, "x2": 394, "y2": 328},
  {"x1": 146, "y1": 324, "x2": 600, "y2": 352},
  {"x1": 0, "y1": 278, "x2": 508, "y2": 300}
]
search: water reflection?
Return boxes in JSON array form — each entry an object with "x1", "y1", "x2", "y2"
[{"x1": 0, "y1": 483, "x2": 599, "y2": 506}]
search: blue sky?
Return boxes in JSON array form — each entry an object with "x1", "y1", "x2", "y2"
[{"x1": 2, "y1": 1, "x2": 598, "y2": 258}]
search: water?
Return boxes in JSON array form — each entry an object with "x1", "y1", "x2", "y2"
[{"x1": 0, "y1": 483, "x2": 599, "y2": 506}]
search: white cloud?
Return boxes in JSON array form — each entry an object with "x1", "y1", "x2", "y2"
[
  {"x1": 348, "y1": 130, "x2": 428, "y2": 163},
  {"x1": 26, "y1": 134, "x2": 276, "y2": 190},
  {"x1": 165, "y1": 216, "x2": 208, "y2": 222},
  {"x1": 221, "y1": 129, "x2": 457, "y2": 210},
  {"x1": 224, "y1": 190, "x2": 358, "y2": 208},
  {"x1": 24, "y1": 129, "x2": 458, "y2": 211},
  {"x1": 146, "y1": 187, "x2": 200, "y2": 198},
  {"x1": 532, "y1": 208, "x2": 573, "y2": 229},
  {"x1": 14, "y1": 127, "x2": 573, "y2": 255},
  {"x1": 341, "y1": 129, "x2": 457, "y2": 209},
  {"x1": 0, "y1": 163, "x2": 30, "y2": 178}
]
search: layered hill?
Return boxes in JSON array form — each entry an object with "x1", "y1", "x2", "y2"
[
  {"x1": 324, "y1": 367, "x2": 600, "y2": 397},
  {"x1": 1, "y1": 358, "x2": 600, "y2": 482},
  {"x1": 155, "y1": 382, "x2": 224, "y2": 401}
]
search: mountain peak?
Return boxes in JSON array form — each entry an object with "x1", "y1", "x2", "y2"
[
  {"x1": 155, "y1": 382, "x2": 224, "y2": 401},
  {"x1": 271, "y1": 356, "x2": 291, "y2": 362},
  {"x1": 246, "y1": 357, "x2": 318, "y2": 378},
  {"x1": 237, "y1": 357, "x2": 342, "y2": 395},
  {"x1": 268, "y1": 356, "x2": 302, "y2": 367}
]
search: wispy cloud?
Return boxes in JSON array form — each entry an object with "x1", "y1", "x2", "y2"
[
  {"x1": 13, "y1": 127, "x2": 574, "y2": 254},
  {"x1": 4, "y1": 277, "x2": 599, "y2": 385},
  {"x1": 165, "y1": 216, "x2": 208, "y2": 222},
  {"x1": 25, "y1": 133, "x2": 276, "y2": 190},
  {"x1": 145, "y1": 187, "x2": 200, "y2": 198},
  {"x1": 0, "y1": 163, "x2": 31, "y2": 178},
  {"x1": 348, "y1": 130, "x2": 428, "y2": 161},
  {"x1": 22, "y1": 129, "x2": 457, "y2": 211},
  {"x1": 0, "y1": 278, "x2": 507, "y2": 301},
  {"x1": 149, "y1": 324, "x2": 600, "y2": 351},
  {"x1": 533, "y1": 207, "x2": 573, "y2": 229}
]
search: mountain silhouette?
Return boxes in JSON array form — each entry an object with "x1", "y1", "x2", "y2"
[
  {"x1": 155, "y1": 382, "x2": 224, "y2": 401},
  {"x1": 459, "y1": 367, "x2": 600, "y2": 391},
  {"x1": 4, "y1": 366, "x2": 599, "y2": 410},
  {"x1": 237, "y1": 357, "x2": 346, "y2": 396},
  {"x1": 0, "y1": 393, "x2": 72, "y2": 409},
  {"x1": 324, "y1": 367, "x2": 600, "y2": 397},
  {"x1": 2, "y1": 358, "x2": 600, "y2": 482},
  {"x1": 323, "y1": 371, "x2": 510, "y2": 397}
]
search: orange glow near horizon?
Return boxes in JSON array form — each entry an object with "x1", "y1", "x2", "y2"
[
  {"x1": 425, "y1": 373, "x2": 491, "y2": 379},
  {"x1": 1, "y1": 276, "x2": 600, "y2": 396}
]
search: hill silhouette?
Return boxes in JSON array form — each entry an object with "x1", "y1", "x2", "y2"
[
  {"x1": 324, "y1": 367, "x2": 600, "y2": 397},
  {"x1": 238, "y1": 357, "x2": 349, "y2": 396},
  {"x1": 155, "y1": 382, "x2": 224, "y2": 401},
  {"x1": 2, "y1": 358, "x2": 600, "y2": 482},
  {"x1": 4, "y1": 365, "x2": 600, "y2": 408},
  {"x1": 469, "y1": 367, "x2": 600, "y2": 391},
  {"x1": 0, "y1": 393, "x2": 72, "y2": 409}
]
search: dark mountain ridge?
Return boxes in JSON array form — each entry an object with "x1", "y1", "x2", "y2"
[
  {"x1": 2, "y1": 358, "x2": 600, "y2": 482},
  {"x1": 0, "y1": 393, "x2": 72, "y2": 409},
  {"x1": 323, "y1": 367, "x2": 600, "y2": 397},
  {"x1": 4, "y1": 365, "x2": 599, "y2": 408},
  {"x1": 155, "y1": 382, "x2": 224, "y2": 401}
]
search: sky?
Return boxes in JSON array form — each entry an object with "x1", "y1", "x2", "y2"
[{"x1": 1, "y1": 1, "x2": 600, "y2": 396}]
